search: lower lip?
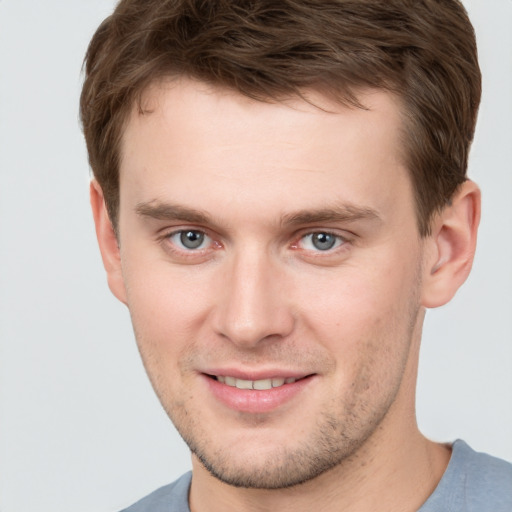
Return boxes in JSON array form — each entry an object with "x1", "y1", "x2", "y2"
[{"x1": 203, "y1": 375, "x2": 314, "y2": 414}]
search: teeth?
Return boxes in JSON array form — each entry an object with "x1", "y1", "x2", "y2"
[
  {"x1": 216, "y1": 376, "x2": 297, "y2": 390},
  {"x1": 254, "y1": 379, "x2": 272, "y2": 390},
  {"x1": 235, "y1": 379, "x2": 253, "y2": 390},
  {"x1": 272, "y1": 378, "x2": 285, "y2": 387}
]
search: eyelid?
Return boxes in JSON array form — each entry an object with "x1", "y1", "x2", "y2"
[
  {"x1": 157, "y1": 225, "x2": 209, "y2": 241},
  {"x1": 169, "y1": 229, "x2": 212, "y2": 250},
  {"x1": 158, "y1": 226, "x2": 222, "y2": 260},
  {"x1": 300, "y1": 231, "x2": 344, "y2": 248},
  {"x1": 290, "y1": 228, "x2": 354, "y2": 256},
  {"x1": 156, "y1": 225, "x2": 352, "y2": 261}
]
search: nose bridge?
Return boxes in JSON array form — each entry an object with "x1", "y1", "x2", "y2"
[{"x1": 213, "y1": 245, "x2": 294, "y2": 347}]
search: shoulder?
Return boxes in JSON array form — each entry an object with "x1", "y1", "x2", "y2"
[
  {"x1": 119, "y1": 472, "x2": 192, "y2": 512},
  {"x1": 451, "y1": 439, "x2": 512, "y2": 496},
  {"x1": 420, "y1": 440, "x2": 512, "y2": 512}
]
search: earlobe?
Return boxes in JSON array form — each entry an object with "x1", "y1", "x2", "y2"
[
  {"x1": 421, "y1": 180, "x2": 481, "y2": 308},
  {"x1": 90, "y1": 180, "x2": 128, "y2": 305}
]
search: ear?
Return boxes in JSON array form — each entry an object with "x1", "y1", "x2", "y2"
[
  {"x1": 90, "y1": 180, "x2": 127, "y2": 305},
  {"x1": 421, "y1": 180, "x2": 481, "y2": 308}
]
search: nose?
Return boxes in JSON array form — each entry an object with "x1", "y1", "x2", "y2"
[{"x1": 212, "y1": 250, "x2": 295, "y2": 348}]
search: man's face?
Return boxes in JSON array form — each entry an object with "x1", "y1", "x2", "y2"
[{"x1": 114, "y1": 79, "x2": 428, "y2": 488}]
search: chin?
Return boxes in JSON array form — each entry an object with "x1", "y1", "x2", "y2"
[{"x1": 184, "y1": 410, "x2": 377, "y2": 490}]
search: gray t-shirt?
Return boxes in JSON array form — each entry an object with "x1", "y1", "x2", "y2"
[{"x1": 120, "y1": 440, "x2": 512, "y2": 511}]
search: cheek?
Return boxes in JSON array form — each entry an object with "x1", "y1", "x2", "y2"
[
  {"x1": 316, "y1": 241, "x2": 421, "y2": 320},
  {"x1": 298, "y1": 270, "x2": 408, "y2": 341},
  {"x1": 124, "y1": 256, "x2": 211, "y2": 330},
  {"x1": 121, "y1": 260, "x2": 214, "y2": 388},
  {"x1": 123, "y1": 266, "x2": 207, "y2": 409},
  {"x1": 296, "y1": 252, "x2": 421, "y2": 375}
]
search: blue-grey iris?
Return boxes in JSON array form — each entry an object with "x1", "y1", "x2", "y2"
[
  {"x1": 312, "y1": 232, "x2": 337, "y2": 251},
  {"x1": 180, "y1": 230, "x2": 204, "y2": 249}
]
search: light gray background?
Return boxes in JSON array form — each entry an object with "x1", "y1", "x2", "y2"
[{"x1": 0, "y1": 1, "x2": 510, "y2": 511}]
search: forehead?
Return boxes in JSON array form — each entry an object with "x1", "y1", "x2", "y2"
[
  {"x1": 119, "y1": 78, "x2": 412, "y2": 226},
  {"x1": 126, "y1": 78, "x2": 404, "y2": 150}
]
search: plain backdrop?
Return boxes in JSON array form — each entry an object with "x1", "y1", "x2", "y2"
[{"x1": 0, "y1": 1, "x2": 510, "y2": 511}]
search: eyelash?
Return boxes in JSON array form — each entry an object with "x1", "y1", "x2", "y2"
[
  {"x1": 294, "y1": 231, "x2": 347, "y2": 252},
  {"x1": 159, "y1": 228, "x2": 220, "y2": 260},
  {"x1": 169, "y1": 230, "x2": 212, "y2": 251},
  {"x1": 159, "y1": 228, "x2": 351, "y2": 261}
]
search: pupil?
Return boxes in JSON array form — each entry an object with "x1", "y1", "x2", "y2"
[
  {"x1": 313, "y1": 233, "x2": 335, "y2": 250},
  {"x1": 180, "y1": 231, "x2": 204, "y2": 249}
]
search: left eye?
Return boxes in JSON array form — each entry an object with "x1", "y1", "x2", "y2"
[
  {"x1": 300, "y1": 232, "x2": 344, "y2": 251},
  {"x1": 170, "y1": 230, "x2": 211, "y2": 250}
]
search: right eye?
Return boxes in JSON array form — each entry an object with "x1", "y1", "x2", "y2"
[{"x1": 168, "y1": 230, "x2": 212, "y2": 250}]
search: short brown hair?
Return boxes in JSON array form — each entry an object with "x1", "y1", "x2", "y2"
[{"x1": 80, "y1": 0, "x2": 481, "y2": 236}]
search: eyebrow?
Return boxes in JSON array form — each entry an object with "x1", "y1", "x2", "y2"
[
  {"x1": 136, "y1": 202, "x2": 211, "y2": 224},
  {"x1": 135, "y1": 200, "x2": 381, "y2": 227},
  {"x1": 281, "y1": 205, "x2": 380, "y2": 226}
]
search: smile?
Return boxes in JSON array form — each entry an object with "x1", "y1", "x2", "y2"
[
  {"x1": 205, "y1": 373, "x2": 315, "y2": 413},
  {"x1": 215, "y1": 376, "x2": 298, "y2": 390}
]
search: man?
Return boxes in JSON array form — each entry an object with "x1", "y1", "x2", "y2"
[{"x1": 80, "y1": 1, "x2": 512, "y2": 510}]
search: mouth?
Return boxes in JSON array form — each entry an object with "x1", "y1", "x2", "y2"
[
  {"x1": 210, "y1": 375, "x2": 302, "y2": 390},
  {"x1": 203, "y1": 372, "x2": 315, "y2": 413}
]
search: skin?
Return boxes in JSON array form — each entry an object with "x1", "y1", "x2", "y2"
[{"x1": 91, "y1": 77, "x2": 480, "y2": 512}]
